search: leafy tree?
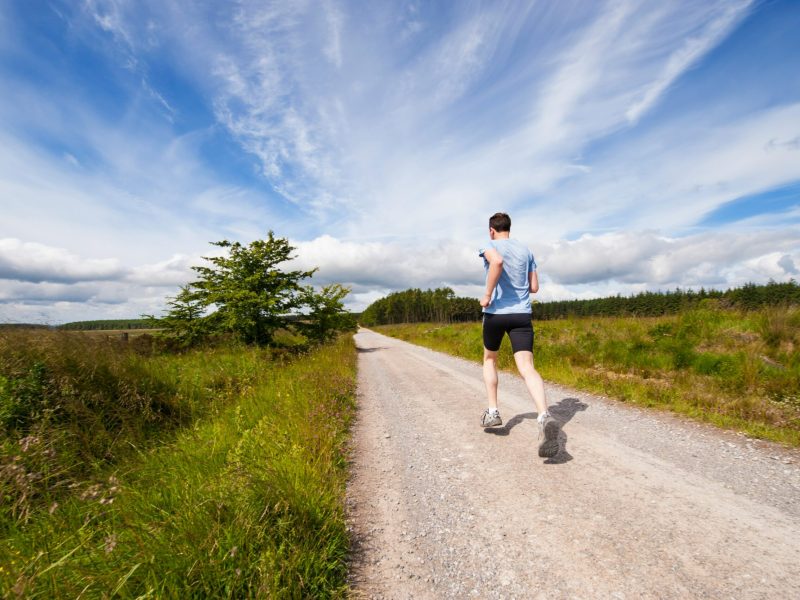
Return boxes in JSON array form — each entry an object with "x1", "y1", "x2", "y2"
[
  {"x1": 158, "y1": 285, "x2": 208, "y2": 347},
  {"x1": 188, "y1": 233, "x2": 315, "y2": 345},
  {"x1": 160, "y1": 233, "x2": 353, "y2": 346},
  {"x1": 295, "y1": 284, "x2": 357, "y2": 344}
]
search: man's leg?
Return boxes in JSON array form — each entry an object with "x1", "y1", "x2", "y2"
[
  {"x1": 512, "y1": 351, "x2": 548, "y2": 415},
  {"x1": 514, "y1": 350, "x2": 560, "y2": 457},
  {"x1": 480, "y1": 347, "x2": 503, "y2": 427},
  {"x1": 483, "y1": 348, "x2": 500, "y2": 410}
]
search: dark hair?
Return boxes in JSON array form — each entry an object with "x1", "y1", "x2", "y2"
[{"x1": 489, "y1": 212, "x2": 511, "y2": 232}]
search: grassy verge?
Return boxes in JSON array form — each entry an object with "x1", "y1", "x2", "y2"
[
  {"x1": 1, "y1": 330, "x2": 356, "y2": 598},
  {"x1": 374, "y1": 305, "x2": 800, "y2": 446}
]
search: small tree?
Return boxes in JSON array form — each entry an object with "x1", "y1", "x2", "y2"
[
  {"x1": 296, "y1": 284, "x2": 357, "y2": 344},
  {"x1": 159, "y1": 285, "x2": 208, "y2": 347},
  {"x1": 188, "y1": 232, "x2": 315, "y2": 345},
  {"x1": 160, "y1": 232, "x2": 353, "y2": 346}
]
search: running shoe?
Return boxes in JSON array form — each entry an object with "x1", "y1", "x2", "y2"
[
  {"x1": 480, "y1": 409, "x2": 502, "y2": 427},
  {"x1": 538, "y1": 414, "x2": 560, "y2": 457}
]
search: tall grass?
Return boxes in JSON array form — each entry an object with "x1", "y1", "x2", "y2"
[
  {"x1": 375, "y1": 305, "x2": 800, "y2": 446},
  {"x1": 0, "y1": 330, "x2": 356, "y2": 598}
]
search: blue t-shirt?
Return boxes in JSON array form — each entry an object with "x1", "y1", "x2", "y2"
[{"x1": 479, "y1": 238, "x2": 537, "y2": 314}]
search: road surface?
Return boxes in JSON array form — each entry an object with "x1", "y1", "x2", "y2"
[{"x1": 346, "y1": 328, "x2": 800, "y2": 599}]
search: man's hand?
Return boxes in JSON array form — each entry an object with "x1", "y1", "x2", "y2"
[{"x1": 480, "y1": 293, "x2": 492, "y2": 308}]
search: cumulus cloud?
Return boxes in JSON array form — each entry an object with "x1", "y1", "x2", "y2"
[
  {"x1": 126, "y1": 254, "x2": 197, "y2": 286},
  {"x1": 292, "y1": 235, "x2": 478, "y2": 290},
  {"x1": 0, "y1": 281, "x2": 104, "y2": 304},
  {"x1": 541, "y1": 230, "x2": 800, "y2": 286},
  {"x1": 0, "y1": 238, "x2": 123, "y2": 283}
]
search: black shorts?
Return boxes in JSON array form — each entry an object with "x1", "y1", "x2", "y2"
[{"x1": 482, "y1": 312, "x2": 534, "y2": 353}]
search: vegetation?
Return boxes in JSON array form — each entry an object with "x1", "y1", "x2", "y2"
[
  {"x1": 0, "y1": 328, "x2": 356, "y2": 597},
  {"x1": 157, "y1": 233, "x2": 355, "y2": 347},
  {"x1": 359, "y1": 287, "x2": 481, "y2": 326},
  {"x1": 375, "y1": 305, "x2": 800, "y2": 446}
]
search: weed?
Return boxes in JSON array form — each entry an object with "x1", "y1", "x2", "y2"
[{"x1": 1, "y1": 330, "x2": 356, "y2": 597}]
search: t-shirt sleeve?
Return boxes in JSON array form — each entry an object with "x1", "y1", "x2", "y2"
[
  {"x1": 478, "y1": 240, "x2": 496, "y2": 258},
  {"x1": 529, "y1": 250, "x2": 537, "y2": 272}
]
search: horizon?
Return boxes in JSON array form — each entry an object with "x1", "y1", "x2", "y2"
[
  {"x1": 6, "y1": 279, "x2": 797, "y2": 327},
  {"x1": 1, "y1": 1, "x2": 799, "y2": 323}
]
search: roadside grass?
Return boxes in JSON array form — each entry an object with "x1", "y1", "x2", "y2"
[
  {"x1": 1, "y1": 330, "x2": 356, "y2": 598},
  {"x1": 374, "y1": 305, "x2": 800, "y2": 446}
]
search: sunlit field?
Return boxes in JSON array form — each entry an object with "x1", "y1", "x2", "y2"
[{"x1": 375, "y1": 305, "x2": 800, "y2": 446}]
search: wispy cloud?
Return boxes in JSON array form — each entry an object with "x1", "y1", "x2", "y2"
[{"x1": 625, "y1": 0, "x2": 753, "y2": 123}]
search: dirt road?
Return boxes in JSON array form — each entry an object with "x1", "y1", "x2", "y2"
[{"x1": 346, "y1": 328, "x2": 800, "y2": 599}]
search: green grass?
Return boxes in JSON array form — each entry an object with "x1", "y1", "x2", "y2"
[
  {"x1": 374, "y1": 305, "x2": 800, "y2": 447},
  {"x1": 1, "y1": 330, "x2": 356, "y2": 598}
]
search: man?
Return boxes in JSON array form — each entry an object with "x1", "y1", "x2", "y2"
[{"x1": 479, "y1": 212, "x2": 560, "y2": 458}]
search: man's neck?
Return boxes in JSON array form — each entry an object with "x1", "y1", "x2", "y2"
[{"x1": 493, "y1": 232, "x2": 510, "y2": 240}]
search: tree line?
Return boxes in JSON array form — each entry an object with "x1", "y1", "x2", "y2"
[
  {"x1": 532, "y1": 280, "x2": 800, "y2": 319},
  {"x1": 359, "y1": 280, "x2": 800, "y2": 325},
  {"x1": 358, "y1": 288, "x2": 482, "y2": 326},
  {"x1": 59, "y1": 319, "x2": 160, "y2": 330}
]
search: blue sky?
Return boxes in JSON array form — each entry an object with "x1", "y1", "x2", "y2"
[{"x1": 1, "y1": 0, "x2": 799, "y2": 323}]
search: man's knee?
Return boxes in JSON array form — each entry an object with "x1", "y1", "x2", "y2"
[
  {"x1": 513, "y1": 350, "x2": 535, "y2": 373},
  {"x1": 483, "y1": 348, "x2": 498, "y2": 363}
]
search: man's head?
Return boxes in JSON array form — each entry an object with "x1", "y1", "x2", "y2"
[{"x1": 489, "y1": 212, "x2": 511, "y2": 237}]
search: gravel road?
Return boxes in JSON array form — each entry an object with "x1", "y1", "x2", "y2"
[{"x1": 346, "y1": 328, "x2": 800, "y2": 599}]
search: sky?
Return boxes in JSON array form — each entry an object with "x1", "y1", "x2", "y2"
[{"x1": 1, "y1": 0, "x2": 799, "y2": 323}]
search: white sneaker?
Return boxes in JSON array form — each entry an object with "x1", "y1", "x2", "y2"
[{"x1": 480, "y1": 409, "x2": 502, "y2": 427}]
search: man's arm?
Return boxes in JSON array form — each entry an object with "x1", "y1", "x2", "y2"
[
  {"x1": 529, "y1": 270, "x2": 539, "y2": 294},
  {"x1": 480, "y1": 248, "x2": 503, "y2": 308}
]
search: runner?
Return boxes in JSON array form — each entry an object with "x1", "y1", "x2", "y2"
[{"x1": 478, "y1": 212, "x2": 560, "y2": 458}]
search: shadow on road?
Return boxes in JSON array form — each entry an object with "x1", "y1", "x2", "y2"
[
  {"x1": 545, "y1": 397, "x2": 588, "y2": 464},
  {"x1": 549, "y1": 397, "x2": 589, "y2": 424},
  {"x1": 483, "y1": 396, "x2": 588, "y2": 464},
  {"x1": 356, "y1": 346, "x2": 388, "y2": 353},
  {"x1": 483, "y1": 412, "x2": 536, "y2": 437}
]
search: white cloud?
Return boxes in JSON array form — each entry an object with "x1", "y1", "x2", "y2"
[
  {"x1": 0, "y1": 239, "x2": 123, "y2": 283},
  {"x1": 126, "y1": 254, "x2": 197, "y2": 287},
  {"x1": 323, "y1": 0, "x2": 344, "y2": 69},
  {"x1": 292, "y1": 234, "x2": 477, "y2": 289},
  {"x1": 541, "y1": 229, "x2": 800, "y2": 287}
]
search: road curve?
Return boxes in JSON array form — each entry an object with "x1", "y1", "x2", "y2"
[{"x1": 346, "y1": 328, "x2": 800, "y2": 599}]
